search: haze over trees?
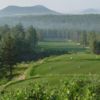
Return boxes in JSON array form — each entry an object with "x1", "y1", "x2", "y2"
[{"x1": 0, "y1": 6, "x2": 100, "y2": 80}]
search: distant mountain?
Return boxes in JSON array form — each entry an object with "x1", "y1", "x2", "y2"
[
  {"x1": 0, "y1": 5, "x2": 60, "y2": 16},
  {"x1": 80, "y1": 8, "x2": 100, "y2": 14}
]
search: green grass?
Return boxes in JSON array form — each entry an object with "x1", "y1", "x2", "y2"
[
  {"x1": 0, "y1": 53, "x2": 100, "y2": 99},
  {"x1": 0, "y1": 41, "x2": 99, "y2": 98},
  {"x1": 38, "y1": 41, "x2": 85, "y2": 52},
  {"x1": 2, "y1": 75, "x2": 100, "y2": 92},
  {"x1": 38, "y1": 41, "x2": 80, "y2": 48},
  {"x1": 0, "y1": 53, "x2": 99, "y2": 87},
  {"x1": 0, "y1": 40, "x2": 100, "y2": 99},
  {"x1": 0, "y1": 53, "x2": 99, "y2": 89},
  {"x1": 27, "y1": 54, "x2": 100, "y2": 77}
]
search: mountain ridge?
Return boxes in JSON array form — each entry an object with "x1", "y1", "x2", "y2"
[
  {"x1": 0, "y1": 5, "x2": 60, "y2": 16},
  {"x1": 80, "y1": 8, "x2": 100, "y2": 14}
]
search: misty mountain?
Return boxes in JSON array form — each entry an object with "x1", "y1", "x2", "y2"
[
  {"x1": 80, "y1": 8, "x2": 100, "y2": 14},
  {"x1": 0, "y1": 14, "x2": 100, "y2": 32},
  {"x1": 0, "y1": 5, "x2": 60, "y2": 16}
]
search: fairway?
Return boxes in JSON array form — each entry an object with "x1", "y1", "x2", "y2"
[
  {"x1": 27, "y1": 54, "x2": 100, "y2": 77},
  {"x1": 38, "y1": 41, "x2": 80, "y2": 48},
  {"x1": 38, "y1": 41, "x2": 85, "y2": 52}
]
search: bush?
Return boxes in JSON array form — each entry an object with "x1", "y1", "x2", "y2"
[{"x1": 0, "y1": 79, "x2": 100, "y2": 100}]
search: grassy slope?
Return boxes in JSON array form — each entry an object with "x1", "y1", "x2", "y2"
[
  {"x1": 0, "y1": 41, "x2": 83, "y2": 86},
  {"x1": 28, "y1": 54, "x2": 100, "y2": 77},
  {"x1": 1, "y1": 53, "x2": 100, "y2": 92},
  {"x1": 2, "y1": 75, "x2": 100, "y2": 92},
  {"x1": 0, "y1": 41, "x2": 100, "y2": 92}
]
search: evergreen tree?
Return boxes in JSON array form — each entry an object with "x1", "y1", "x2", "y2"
[
  {"x1": 89, "y1": 32, "x2": 96, "y2": 53},
  {"x1": 80, "y1": 32, "x2": 88, "y2": 47},
  {"x1": 93, "y1": 41, "x2": 100, "y2": 54},
  {"x1": 26, "y1": 26, "x2": 38, "y2": 49},
  {"x1": 11, "y1": 23, "x2": 27, "y2": 61},
  {"x1": 0, "y1": 33, "x2": 17, "y2": 79},
  {"x1": 12, "y1": 23, "x2": 25, "y2": 38}
]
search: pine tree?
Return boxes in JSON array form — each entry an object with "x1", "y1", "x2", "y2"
[
  {"x1": 26, "y1": 26, "x2": 38, "y2": 49},
  {"x1": 89, "y1": 32, "x2": 96, "y2": 53},
  {"x1": 11, "y1": 23, "x2": 27, "y2": 61},
  {"x1": 80, "y1": 32, "x2": 88, "y2": 47},
  {"x1": 0, "y1": 33, "x2": 17, "y2": 79}
]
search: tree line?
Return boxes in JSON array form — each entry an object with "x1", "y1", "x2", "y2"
[
  {"x1": 0, "y1": 24, "x2": 99, "y2": 80},
  {"x1": 1, "y1": 14, "x2": 100, "y2": 31},
  {"x1": 0, "y1": 24, "x2": 38, "y2": 79},
  {"x1": 0, "y1": 24, "x2": 69, "y2": 79},
  {"x1": 80, "y1": 32, "x2": 100, "y2": 54}
]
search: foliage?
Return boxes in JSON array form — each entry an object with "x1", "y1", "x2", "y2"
[
  {"x1": 0, "y1": 33, "x2": 17, "y2": 79},
  {"x1": 0, "y1": 24, "x2": 38, "y2": 79},
  {"x1": 0, "y1": 79, "x2": 100, "y2": 100},
  {"x1": 89, "y1": 32, "x2": 97, "y2": 53},
  {"x1": 92, "y1": 41, "x2": 100, "y2": 54}
]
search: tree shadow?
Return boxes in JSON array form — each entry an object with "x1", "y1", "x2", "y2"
[{"x1": 78, "y1": 58, "x2": 100, "y2": 61}]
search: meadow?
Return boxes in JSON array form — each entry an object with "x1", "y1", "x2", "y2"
[
  {"x1": 38, "y1": 41, "x2": 85, "y2": 52},
  {"x1": 27, "y1": 54, "x2": 100, "y2": 76}
]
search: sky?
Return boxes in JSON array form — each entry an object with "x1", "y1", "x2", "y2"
[{"x1": 0, "y1": 0, "x2": 100, "y2": 13}]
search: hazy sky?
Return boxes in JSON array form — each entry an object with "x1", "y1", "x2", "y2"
[{"x1": 0, "y1": 0, "x2": 100, "y2": 13}]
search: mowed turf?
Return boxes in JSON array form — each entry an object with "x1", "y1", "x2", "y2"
[
  {"x1": 38, "y1": 41, "x2": 80, "y2": 48},
  {"x1": 28, "y1": 54, "x2": 100, "y2": 76},
  {"x1": 38, "y1": 41, "x2": 84, "y2": 50}
]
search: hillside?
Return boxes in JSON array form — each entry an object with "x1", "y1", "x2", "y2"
[
  {"x1": 0, "y1": 14, "x2": 100, "y2": 41},
  {"x1": 0, "y1": 14, "x2": 100, "y2": 31},
  {"x1": 0, "y1": 53, "x2": 100, "y2": 99},
  {"x1": 26, "y1": 54, "x2": 100, "y2": 77},
  {"x1": 0, "y1": 5, "x2": 60, "y2": 16}
]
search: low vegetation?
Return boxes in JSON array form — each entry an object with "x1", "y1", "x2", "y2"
[{"x1": 1, "y1": 76, "x2": 100, "y2": 100}]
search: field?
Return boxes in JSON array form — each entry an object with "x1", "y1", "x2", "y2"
[
  {"x1": 0, "y1": 41, "x2": 100, "y2": 99},
  {"x1": 38, "y1": 41, "x2": 85, "y2": 52},
  {"x1": 27, "y1": 54, "x2": 100, "y2": 76},
  {"x1": 38, "y1": 41, "x2": 81, "y2": 49}
]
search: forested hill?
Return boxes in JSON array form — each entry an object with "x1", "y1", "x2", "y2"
[
  {"x1": 0, "y1": 5, "x2": 60, "y2": 16},
  {"x1": 0, "y1": 14, "x2": 100, "y2": 41},
  {"x1": 0, "y1": 14, "x2": 100, "y2": 31}
]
